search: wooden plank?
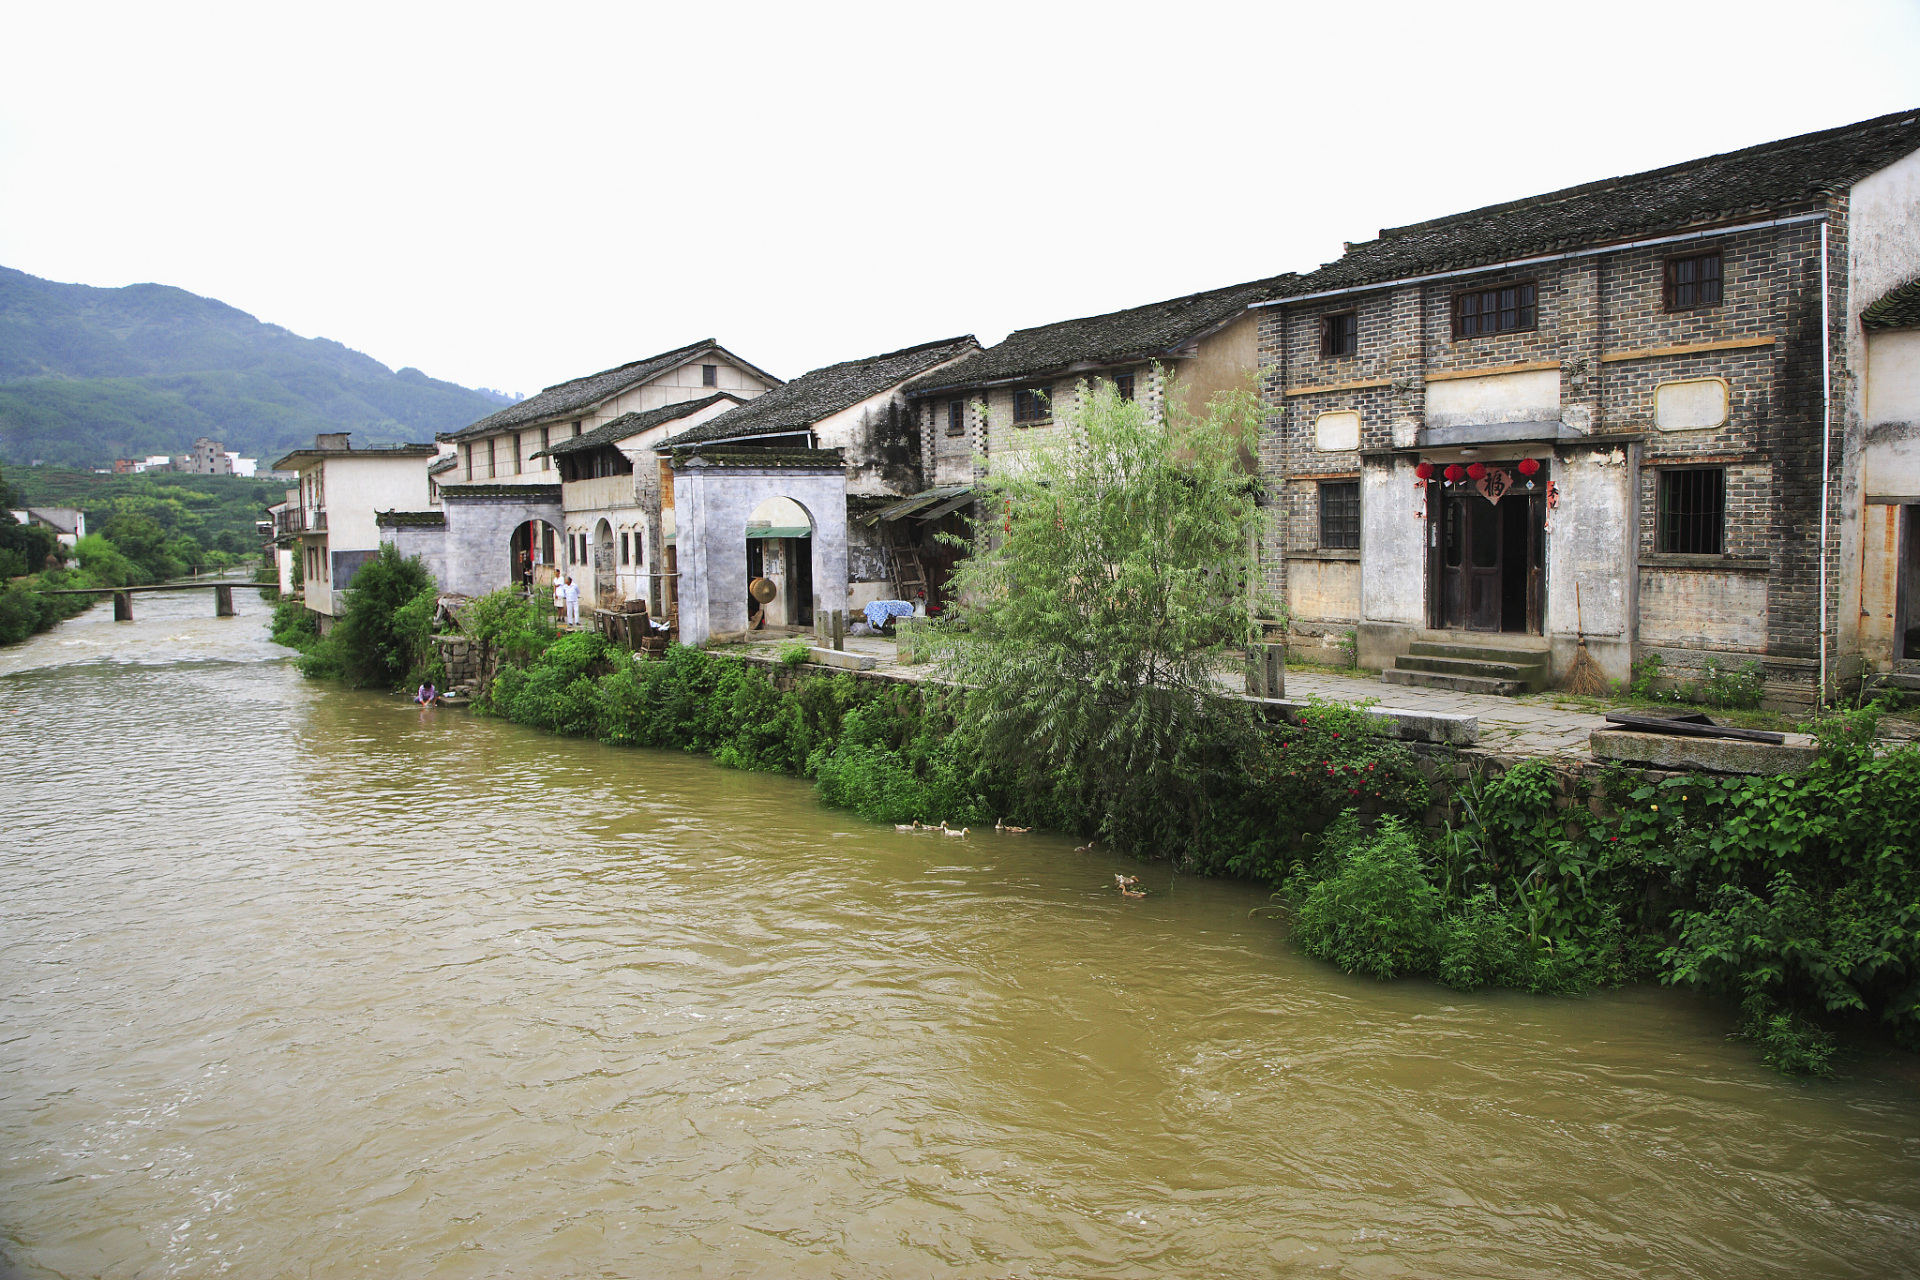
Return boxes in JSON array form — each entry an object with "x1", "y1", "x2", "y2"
[
  {"x1": 1423, "y1": 360, "x2": 1561, "y2": 383},
  {"x1": 1599, "y1": 335, "x2": 1775, "y2": 364},
  {"x1": 1602, "y1": 710, "x2": 1785, "y2": 744},
  {"x1": 1283, "y1": 377, "x2": 1392, "y2": 398}
]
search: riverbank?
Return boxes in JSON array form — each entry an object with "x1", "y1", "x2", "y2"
[{"x1": 296, "y1": 586, "x2": 1920, "y2": 1078}]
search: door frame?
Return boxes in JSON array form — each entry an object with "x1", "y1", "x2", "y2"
[{"x1": 1425, "y1": 460, "x2": 1550, "y2": 635}]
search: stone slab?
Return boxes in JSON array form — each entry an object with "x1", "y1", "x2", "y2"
[
  {"x1": 809, "y1": 647, "x2": 876, "y2": 671},
  {"x1": 1590, "y1": 728, "x2": 1817, "y2": 775},
  {"x1": 1249, "y1": 697, "x2": 1479, "y2": 746}
]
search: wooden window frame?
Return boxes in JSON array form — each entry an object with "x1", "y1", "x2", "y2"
[
  {"x1": 486, "y1": 437, "x2": 497, "y2": 478},
  {"x1": 1012, "y1": 386, "x2": 1050, "y2": 425},
  {"x1": 1113, "y1": 373, "x2": 1136, "y2": 402},
  {"x1": 1318, "y1": 479, "x2": 1361, "y2": 550},
  {"x1": 1664, "y1": 251, "x2": 1724, "y2": 312},
  {"x1": 1452, "y1": 280, "x2": 1538, "y2": 340},
  {"x1": 1655, "y1": 467, "x2": 1726, "y2": 555},
  {"x1": 540, "y1": 426, "x2": 551, "y2": 471},
  {"x1": 946, "y1": 399, "x2": 966, "y2": 437},
  {"x1": 1322, "y1": 310, "x2": 1358, "y2": 358}
]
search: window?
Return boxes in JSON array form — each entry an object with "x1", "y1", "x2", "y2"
[
  {"x1": 1454, "y1": 282, "x2": 1537, "y2": 338},
  {"x1": 1657, "y1": 469, "x2": 1725, "y2": 554},
  {"x1": 947, "y1": 400, "x2": 966, "y2": 437},
  {"x1": 463, "y1": 442, "x2": 474, "y2": 481},
  {"x1": 1114, "y1": 373, "x2": 1136, "y2": 402},
  {"x1": 702, "y1": 364, "x2": 718, "y2": 387},
  {"x1": 1012, "y1": 387, "x2": 1050, "y2": 424},
  {"x1": 1666, "y1": 251, "x2": 1722, "y2": 311},
  {"x1": 428, "y1": 479, "x2": 440, "y2": 506},
  {"x1": 621, "y1": 532, "x2": 630, "y2": 565},
  {"x1": 1319, "y1": 480, "x2": 1360, "y2": 549},
  {"x1": 512, "y1": 432, "x2": 522, "y2": 475},
  {"x1": 486, "y1": 438, "x2": 496, "y2": 478},
  {"x1": 540, "y1": 426, "x2": 551, "y2": 471},
  {"x1": 571, "y1": 420, "x2": 582, "y2": 437},
  {"x1": 1323, "y1": 312, "x2": 1357, "y2": 357}
]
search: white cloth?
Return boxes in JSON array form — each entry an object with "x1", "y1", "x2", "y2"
[
  {"x1": 563, "y1": 581, "x2": 580, "y2": 624},
  {"x1": 552, "y1": 583, "x2": 565, "y2": 610}
]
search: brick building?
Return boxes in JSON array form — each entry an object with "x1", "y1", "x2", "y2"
[{"x1": 1255, "y1": 108, "x2": 1920, "y2": 707}]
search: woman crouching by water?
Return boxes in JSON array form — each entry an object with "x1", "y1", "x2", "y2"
[{"x1": 414, "y1": 682, "x2": 439, "y2": 707}]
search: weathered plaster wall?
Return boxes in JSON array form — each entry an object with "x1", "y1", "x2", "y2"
[
  {"x1": 322, "y1": 456, "x2": 433, "y2": 554},
  {"x1": 380, "y1": 524, "x2": 449, "y2": 589},
  {"x1": 1637, "y1": 568, "x2": 1769, "y2": 650},
  {"x1": 672, "y1": 463, "x2": 848, "y2": 647},
  {"x1": 1424, "y1": 369, "x2": 1560, "y2": 428},
  {"x1": 1359, "y1": 457, "x2": 1423, "y2": 625},
  {"x1": 438, "y1": 491, "x2": 563, "y2": 599}
]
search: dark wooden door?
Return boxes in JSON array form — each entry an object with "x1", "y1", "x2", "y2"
[{"x1": 1435, "y1": 489, "x2": 1543, "y2": 634}]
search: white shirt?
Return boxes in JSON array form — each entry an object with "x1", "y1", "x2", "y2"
[
  {"x1": 553, "y1": 583, "x2": 566, "y2": 606},
  {"x1": 563, "y1": 582, "x2": 580, "y2": 604}
]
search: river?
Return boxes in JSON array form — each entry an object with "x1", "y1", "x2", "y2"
[{"x1": 2, "y1": 587, "x2": 1918, "y2": 1279}]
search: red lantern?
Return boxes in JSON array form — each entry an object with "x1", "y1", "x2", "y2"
[
  {"x1": 1518, "y1": 457, "x2": 1540, "y2": 477},
  {"x1": 1467, "y1": 462, "x2": 1487, "y2": 481},
  {"x1": 1414, "y1": 462, "x2": 1433, "y2": 480},
  {"x1": 1443, "y1": 464, "x2": 1465, "y2": 483}
]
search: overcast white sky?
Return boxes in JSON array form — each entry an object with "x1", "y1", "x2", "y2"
[{"x1": 3, "y1": 1, "x2": 1918, "y2": 398}]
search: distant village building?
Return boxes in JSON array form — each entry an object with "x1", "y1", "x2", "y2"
[
  {"x1": 269, "y1": 433, "x2": 439, "y2": 630},
  {"x1": 6, "y1": 508, "x2": 85, "y2": 548},
  {"x1": 185, "y1": 437, "x2": 234, "y2": 475},
  {"x1": 649, "y1": 336, "x2": 979, "y2": 641},
  {"x1": 407, "y1": 340, "x2": 782, "y2": 602},
  {"x1": 1252, "y1": 107, "x2": 1920, "y2": 706},
  {"x1": 899, "y1": 281, "x2": 1284, "y2": 611}
]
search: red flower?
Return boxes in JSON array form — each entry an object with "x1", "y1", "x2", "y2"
[
  {"x1": 1517, "y1": 457, "x2": 1541, "y2": 477},
  {"x1": 1467, "y1": 462, "x2": 1487, "y2": 481},
  {"x1": 1414, "y1": 462, "x2": 1434, "y2": 480},
  {"x1": 1444, "y1": 464, "x2": 1465, "y2": 483}
]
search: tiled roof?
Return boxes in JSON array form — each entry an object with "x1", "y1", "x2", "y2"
[
  {"x1": 1274, "y1": 107, "x2": 1920, "y2": 299},
  {"x1": 535, "y1": 394, "x2": 742, "y2": 458},
  {"x1": 668, "y1": 447, "x2": 846, "y2": 470},
  {"x1": 438, "y1": 483, "x2": 562, "y2": 500},
  {"x1": 270, "y1": 442, "x2": 438, "y2": 470},
  {"x1": 903, "y1": 278, "x2": 1292, "y2": 396},
  {"x1": 374, "y1": 510, "x2": 447, "y2": 527},
  {"x1": 439, "y1": 340, "x2": 780, "y2": 442},
  {"x1": 427, "y1": 454, "x2": 457, "y2": 475},
  {"x1": 660, "y1": 337, "x2": 978, "y2": 447},
  {"x1": 1863, "y1": 277, "x2": 1920, "y2": 331}
]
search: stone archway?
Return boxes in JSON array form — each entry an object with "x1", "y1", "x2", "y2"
[
  {"x1": 593, "y1": 518, "x2": 617, "y2": 608},
  {"x1": 668, "y1": 449, "x2": 848, "y2": 647}
]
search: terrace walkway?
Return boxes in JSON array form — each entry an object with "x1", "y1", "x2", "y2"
[{"x1": 734, "y1": 631, "x2": 1611, "y2": 757}]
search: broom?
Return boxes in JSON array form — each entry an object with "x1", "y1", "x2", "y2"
[{"x1": 1563, "y1": 581, "x2": 1608, "y2": 696}]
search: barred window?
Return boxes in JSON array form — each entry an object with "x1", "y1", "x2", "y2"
[
  {"x1": 621, "y1": 532, "x2": 630, "y2": 565},
  {"x1": 947, "y1": 400, "x2": 965, "y2": 437},
  {"x1": 486, "y1": 437, "x2": 497, "y2": 478},
  {"x1": 1324, "y1": 311, "x2": 1357, "y2": 357},
  {"x1": 540, "y1": 426, "x2": 551, "y2": 471},
  {"x1": 1114, "y1": 373, "x2": 1136, "y2": 401},
  {"x1": 1013, "y1": 387, "x2": 1050, "y2": 424},
  {"x1": 1319, "y1": 480, "x2": 1360, "y2": 550},
  {"x1": 702, "y1": 364, "x2": 719, "y2": 387},
  {"x1": 1657, "y1": 469, "x2": 1725, "y2": 554},
  {"x1": 1666, "y1": 252, "x2": 1722, "y2": 311},
  {"x1": 1454, "y1": 282, "x2": 1537, "y2": 338}
]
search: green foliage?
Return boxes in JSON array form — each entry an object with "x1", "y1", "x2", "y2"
[
  {"x1": 296, "y1": 544, "x2": 436, "y2": 688},
  {"x1": 935, "y1": 374, "x2": 1273, "y2": 858},
  {"x1": 778, "y1": 639, "x2": 812, "y2": 668},
  {"x1": 1618, "y1": 651, "x2": 1766, "y2": 710},
  {"x1": 463, "y1": 587, "x2": 555, "y2": 674},
  {"x1": 1292, "y1": 816, "x2": 1440, "y2": 979},
  {"x1": 269, "y1": 597, "x2": 320, "y2": 652}
]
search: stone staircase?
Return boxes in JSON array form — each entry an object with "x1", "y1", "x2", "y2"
[
  {"x1": 1864, "y1": 659, "x2": 1920, "y2": 699},
  {"x1": 1382, "y1": 640, "x2": 1549, "y2": 697}
]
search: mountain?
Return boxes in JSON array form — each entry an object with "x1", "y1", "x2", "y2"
[{"x1": 0, "y1": 265, "x2": 513, "y2": 468}]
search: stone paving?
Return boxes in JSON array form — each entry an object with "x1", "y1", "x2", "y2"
[{"x1": 733, "y1": 630, "x2": 1612, "y2": 758}]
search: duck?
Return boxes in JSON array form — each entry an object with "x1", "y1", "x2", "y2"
[
  {"x1": 941, "y1": 823, "x2": 969, "y2": 838},
  {"x1": 1074, "y1": 839, "x2": 1098, "y2": 853},
  {"x1": 1115, "y1": 874, "x2": 1145, "y2": 898},
  {"x1": 894, "y1": 821, "x2": 918, "y2": 833},
  {"x1": 996, "y1": 819, "x2": 1030, "y2": 834}
]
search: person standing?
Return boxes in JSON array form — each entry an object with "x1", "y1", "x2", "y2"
[
  {"x1": 553, "y1": 575, "x2": 567, "y2": 623},
  {"x1": 563, "y1": 575, "x2": 580, "y2": 626}
]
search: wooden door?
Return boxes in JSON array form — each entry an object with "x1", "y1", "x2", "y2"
[{"x1": 1436, "y1": 494, "x2": 1501, "y2": 631}]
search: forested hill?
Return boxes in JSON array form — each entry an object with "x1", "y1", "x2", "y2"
[{"x1": 0, "y1": 265, "x2": 513, "y2": 467}]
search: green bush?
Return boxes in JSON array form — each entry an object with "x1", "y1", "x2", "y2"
[
  {"x1": 294, "y1": 544, "x2": 436, "y2": 688},
  {"x1": 1292, "y1": 816, "x2": 1440, "y2": 980}
]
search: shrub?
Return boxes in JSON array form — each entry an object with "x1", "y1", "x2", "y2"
[{"x1": 1292, "y1": 816, "x2": 1440, "y2": 980}]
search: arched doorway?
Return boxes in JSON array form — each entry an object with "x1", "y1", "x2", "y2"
[
  {"x1": 509, "y1": 519, "x2": 560, "y2": 592},
  {"x1": 593, "y1": 518, "x2": 617, "y2": 608},
  {"x1": 745, "y1": 496, "x2": 814, "y2": 628}
]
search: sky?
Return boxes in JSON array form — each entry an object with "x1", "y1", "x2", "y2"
[{"x1": 3, "y1": 0, "x2": 1919, "y2": 398}]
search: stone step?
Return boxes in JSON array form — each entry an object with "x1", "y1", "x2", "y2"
[
  {"x1": 1382, "y1": 667, "x2": 1528, "y2": 697},
  {"x1": 1394, "y1": 654, "x2": 1548, "y2": 684},
  {"x1": 1408, "y1": 639, "x2": 1549, "y2": 665},
  {"x1": 1866, "y1": 671, "x2": 1920, "y2": 692}
]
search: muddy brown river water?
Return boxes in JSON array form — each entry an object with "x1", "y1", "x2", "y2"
[{"x1": 2, "y1": 587, "x2": 1918, "y2": 1278}]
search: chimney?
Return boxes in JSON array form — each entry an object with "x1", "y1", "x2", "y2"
[{"x1": 315, "y1": 433, "x2": 351, "y2": 451}]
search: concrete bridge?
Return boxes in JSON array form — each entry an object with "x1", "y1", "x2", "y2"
[{"x1": 37, "y1": 581, "x2": 277, "y2": 620}]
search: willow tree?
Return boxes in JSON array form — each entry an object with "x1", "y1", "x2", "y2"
[{"x1": 937, "y1": 375, "x2": 1272, "y2": 856}]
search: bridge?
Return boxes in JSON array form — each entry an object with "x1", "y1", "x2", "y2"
[{"x1": 37, "y1": 581, "x2": 278, "y2": 620}]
